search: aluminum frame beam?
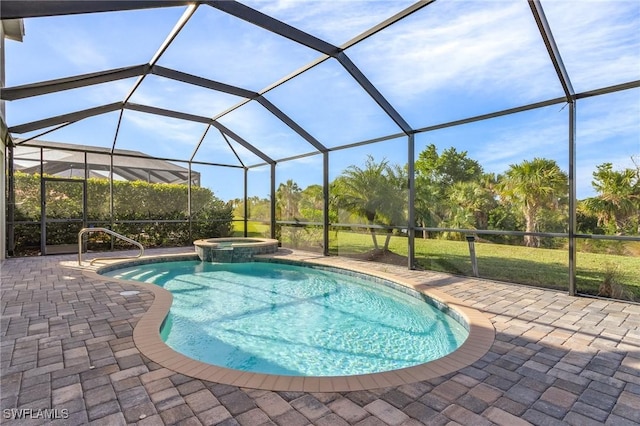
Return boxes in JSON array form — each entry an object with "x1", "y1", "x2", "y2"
[
  {"x1": 243, "y1": 168, "x2": 248, "y2": 237},
  {"x1": 190, "y1": 127, "x2": 212, "y2": 164},
  {"x1": 568, "y1": 102, "x2": 577, "y2": 295},
  {"x1": 256, "y1": 97, "x2": 328, "y2": 153},
  {"x1": 9, "y1": 102, "x2": 123, "y2": 134},
  {"x1": 407, "y1": 134, "x2": 416, "y2": 269},
  {"x1": 529, "y1": 0, "x2": 577, "y2": 294},
  {"x1": 414, "y1": 97, "x2": 567, "y2": 134},
  {"x1": 19, "y1": 139, "x2": 243, "y2": 168},
  {"x1": 260, "y1": 56, "x2": 330, "y2": 95},
  {"x1": 270, "y1": 163, "x2": 277, "y2": 238},
  {"x1": 336, "y1": 52, "x2": 412, "y2": 135},
  {"x1": 576, "y1": 80, "x2": 640, "y2": 100},
  {"x1": 0, "y1": 1, "x2": 191, "y2": 19},
  {"x1": 3, "y1": 0, "x2": 417, "y2": 153},
  {"x1": 208, "y1": 121, "x2": 274, "y2": 165},
  {"x1": 15, "y1": 122, "x2": 75, "y2": 146},
  {"x1": 122, "y1": 4, "x2": 197, "y2": 105},
  {"x1": 2, "y1": 61, "x2": 328, "y2": 155},
  {"x1": 341, "y1": 0, "x2": 435, "y2": 50},
  {"x1": 122, "y1": 102, "x2": 275, "y2": 164},
  {"x1": 205, "y1": 1, "x2": 413, "y2": 136},
  {"x1": 323, "y1": 152, "x2": 330, "y2": 256},
  {"x1": 124, "y1": 103, "x2": 212, "y2": 124},
  {"x1": 219, "y1": 130, "x2": 246, "y2": 167},
  {"x1": 205, "y1": 1, "x2": 339, "y2": 56},
  {"x1": 1, "y1": 65, "x2": 149, "y2": 101},
  {"x1": 5, "y1": 67, "x2": 300, "y2": 164},
  {"x1": 149, "y1": 3, "x2": 199, "y2": 68},
  {"x1": 151, "y1": 67, "x2": 328, "y2": 153},
  {"x1": 148, "y1": 69, "x2": 328, "y2": 158},
  {"x1": 151, "y1": 66, "x2": 257, "y2": 99},
  {"x1": 528, "y1": 0, "x2": 575, "y2": 100}
]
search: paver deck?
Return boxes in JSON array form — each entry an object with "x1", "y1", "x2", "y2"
[{"x1": 1, "y1": 247, "x2": 639, "y2": 425}]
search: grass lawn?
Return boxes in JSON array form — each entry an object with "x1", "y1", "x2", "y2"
[
  {"x1": 231, "y1": 219, "x2": 269, "y2": 237},
  {"x1": 231, "y1": 221, "x2": 639, "y2": 301},
  {"x1": 329, "y1": 231, "x2": 640, "y2": 300}
]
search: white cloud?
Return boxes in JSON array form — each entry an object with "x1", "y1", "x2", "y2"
[
  {"x1": 218, "y1": 102, "x2": 315, "y2": 160},
  {"x1": 86, "y1": 79, "x2": 136, "y2": 105},
  {"x1": 126, "y1": 76, "x2": 244, "y2": 119},
  {"x1": 475, "y1": 118, "x2": 569, "y2": 174},
  {"x1": 576, "y1": 91, "x2": 640, "y2": 147},
  {"x1": 121, "y1": 110, "x2": 207, "y2": 148},
  {"x1": 428, "y1": 91, "x2": 639, "y2": 200},
  {"x1": 349, "y1": 2, "x2": 562, "y2": 105},
  {"x1": 46, "y1": 30, "x2": 110, "y2": 71},
  {"x1": 243, "y1": 0, "x2": 415, "y2": 45},
  {"x1": 157, "y1": 5, "x2": 319, "y2": 91},
  {"x1": 540, "y1": 0, "x2": 640, "y2": 91}
]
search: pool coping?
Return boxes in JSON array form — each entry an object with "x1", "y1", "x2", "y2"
[
  {"x1": 192, "y1": 237, "x2": 279, "y2": 248},
  {"x1": 84, "y1": 250, "x2": 495, "y2": 392}
]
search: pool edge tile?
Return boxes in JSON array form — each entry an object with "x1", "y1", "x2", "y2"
[{"x1": 93, "y1": 250, "x2": 495, "y2": 392}]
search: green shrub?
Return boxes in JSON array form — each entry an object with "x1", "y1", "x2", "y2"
[{"x1": 9, "y1": 172, "x2": 232, "y2": 254}]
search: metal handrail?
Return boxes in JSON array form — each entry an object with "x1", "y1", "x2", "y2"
[{"x1": 78, "y1": 227, "x2": 144, "y2": 266}]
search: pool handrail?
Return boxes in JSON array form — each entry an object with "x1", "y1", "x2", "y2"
[{"x1": 78, "y1": 227, "x2": 144, "y2": 266}]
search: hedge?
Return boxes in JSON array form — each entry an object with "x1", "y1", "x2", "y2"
[{"x1": 10, "y1": 172, "x2": 233, "y2": 255}]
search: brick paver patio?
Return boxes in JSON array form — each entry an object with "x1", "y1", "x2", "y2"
[{"x1": 1, "y1": 248, "x2": 639, "y2": 425}]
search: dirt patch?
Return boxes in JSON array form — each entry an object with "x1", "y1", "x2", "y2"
[{"x1": 346, "y1": 249, "x2": 416, "y2": 268}]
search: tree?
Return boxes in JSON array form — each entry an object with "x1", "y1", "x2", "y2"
[
  {"x1": 582, "y1": 161, "x2": 640, "y2": 235},
  {"x1": 245, "y1": 196, "x2": 270, "y2": 221},
  {"x1": 380, "y1": 163, "x2": 408, "y2": 249},
  {"x1": 415, "y1": 144, "x2": 483, "y2": 187},
  {"x1": 414, "y1": 144, "x2": 483, "y2": 237},
  {"x1": 445, "y1": 174, "x2": 498, "y2": 232},
  {"x1": 333, "y1": 156, "x2": 406, "y2": 252},
  {"x1": 276, "y1": 179, "x2": 301, "y2": 220},
  {"x1": 414, "y1": 178, "x2": 441, "y2": 236},
  {"x1": 298, "y1": 184, "x2": 323, "y2": 222},
  {"x1": 499, "y1": 158, "x2": 568, "y2": 247}
]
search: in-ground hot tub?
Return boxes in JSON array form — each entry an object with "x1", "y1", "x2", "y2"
[{"x1": 194, "y1": 237, "x2": 279, "y2": 262}]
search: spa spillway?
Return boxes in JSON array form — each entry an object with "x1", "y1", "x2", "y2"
[{"x1": 194, "y1": 237, "x2": 279, "y2": 262}]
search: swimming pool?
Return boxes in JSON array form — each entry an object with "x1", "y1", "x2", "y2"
[{"x1": 105, "y1": 260, "x2": 468, "y2": 377}]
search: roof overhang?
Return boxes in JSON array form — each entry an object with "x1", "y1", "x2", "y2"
[
  {"x1": 2, "y1": 19, "x2": 24, "y2": 42},
  {"x1": 0, "y1": 1, "x2": 191, "y2": 19}
]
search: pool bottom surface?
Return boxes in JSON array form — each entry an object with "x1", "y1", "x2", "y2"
[{"x1": 106, "y1": 261, "x2": 468, "y2": 377}]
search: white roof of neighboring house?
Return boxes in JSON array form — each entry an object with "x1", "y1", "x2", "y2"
[{"x1": 13, "y1": 139, "x2": 199, "y2": 185}]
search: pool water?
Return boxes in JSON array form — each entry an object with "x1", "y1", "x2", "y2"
[{"x1": 106, "y1": 261, "x2": 468, "y2": 376}]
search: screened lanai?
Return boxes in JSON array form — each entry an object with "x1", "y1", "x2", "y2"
[{"x1": 1, "y1": 1, "x2": 639, "y2": 300}]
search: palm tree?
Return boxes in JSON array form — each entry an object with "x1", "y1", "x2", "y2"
[
  {"x1": 379, "y1": 163, "x2": 408, "y2": 250},
  {"x1": 414, "y1": 178, "x2": 442, "y2": 238},
  {"x1": 499, "y1": 158, "x2": 568, "y2": 247},
  {"x1": 446, "y1": 174, "x2": 497, "y2": 231},
  {"x1": 333, "y1": 156, "x2": 405, "y2": 252},
  {"x1": 276, "y1": 179, "x2": 301, "y2": 220},
  {"x1": 583, "y1": 162, "x2": 640, "y2": 234}
]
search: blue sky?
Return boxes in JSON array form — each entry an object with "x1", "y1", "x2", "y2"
[{"x1": 5, "y1": 0, "x2": 639, "y2": 201}]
